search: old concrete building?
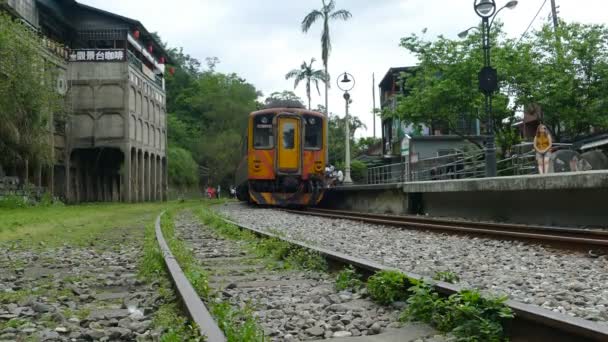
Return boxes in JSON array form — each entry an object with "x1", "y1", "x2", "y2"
[{"x1": 1, "y1": 0, "x2": 169, "y2": 202}]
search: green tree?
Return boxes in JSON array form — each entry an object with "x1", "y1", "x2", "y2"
[
  {"x1": 302, "y1": 0, "x2": 352, "y2": 117},
  {"x1": 0, "y1": 13, "x2": 63, "y2": 178},
  {"x1": 285, "y1": 58, "x2": 328, "y2": 110},
  {"x1": 264, "y1": 90, "x2": 305, "y2": 108},
  {"x1": 167, "y1": 147, "x2": 198, "y2": 190},
  {"x1": 390, "y1": 24, "x2": 517, "y2": 146},
  {"x1": 327, "y1": 113, "x2": 365, "y2": 166},
  {"x1": 514, "y1": 21, "x2": 608, "y2": 140}
]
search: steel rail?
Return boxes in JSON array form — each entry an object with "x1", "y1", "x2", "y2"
[
  {"x1": 220, "y1": 216, "x2": 608, "y2": 342},
  {"x1": 155, "y1": 212, "x2": 226, "y2": 342},
  {"x1": 286, "y1": 209, "x2": 608, "y2": 249}
]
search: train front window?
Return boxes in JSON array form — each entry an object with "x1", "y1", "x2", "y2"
[
  {"x1": 304, "y1": 115, "x2": 322, "y2": 149},
  {"x1": 282, "y1": 122, "x2": 295, "y2": 149},
  {"x1": 253, "y1": 115, "x2": 273, "y2": 149}
]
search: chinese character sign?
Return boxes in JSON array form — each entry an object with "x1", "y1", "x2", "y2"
[{"x1": 69, "y1": 49, "x2": 126, "y2": 62}]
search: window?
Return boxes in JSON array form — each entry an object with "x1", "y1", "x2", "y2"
[
  {"x1": 304, "y1": 115, "x2": 322, "y2": 149},
  {"x1": 282, "y1": 122, "x2": 295, "y2": 149},
  {"x1": 253, "y1": 114, "x2": 273, "y2": 149}
]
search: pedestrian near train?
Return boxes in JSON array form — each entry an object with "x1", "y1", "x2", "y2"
[
  {"x1": 534, "y1": 124, "x2": 553, "y2": 174},
  {"x1": 217, "y1": 185, "x2": 221, "y2": 199}
]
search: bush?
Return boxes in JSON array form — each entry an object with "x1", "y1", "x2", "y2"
[
  {"x1": 0, "y1": 194, "x2": 29, "y2": 209},
  {"x1": 350, "y1": 160, "x2": 367, "y2": 183},
  {"x1": 402, "y1": 283, "x2": 513, "y2": 342},
  {"x1": 367, "y1": 270, "x2": 414, "y2": 305},
  {"x1": 167, "y1": 147, "x2": 199, "y2": 189},
  {"x1": 335, "y1": 266, "x2": 363, "y2": 291}
]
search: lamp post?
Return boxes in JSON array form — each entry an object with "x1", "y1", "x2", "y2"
[
  {"x1": 464, "y1": 0, "x2": 517, "y2": 177},
  {"x1": 337, "y1": 72, "x2": 355, "y2": 184}
]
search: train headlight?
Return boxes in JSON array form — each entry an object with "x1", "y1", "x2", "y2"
[
  {"x1": 314, "y1": 161, "x2": 323, "y2": 172},
  {"x1": 261, "y1": 116, "x2": 269, "y2": 124},
  {"x1": 309, "y1": 117, "x2": 316, "y2": 125}
]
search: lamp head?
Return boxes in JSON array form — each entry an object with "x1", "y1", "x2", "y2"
[
  {"x1": 505, "y1": 0, "x2": 518, "y2": 9},
  {"x1": 341, "y1": 73, "x2": 352, "y2": 83},
  {"x1": 474, "y1": 0, "x2": 496, "y2": 18}
]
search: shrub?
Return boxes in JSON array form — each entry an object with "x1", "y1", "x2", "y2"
[
  {"x1": 402, "y1": 283, "x2": 513, "y2": 342},
  {"x1": 0, "y1": 194, "x2": 29, "y2": 209},
  {"x1": 350, "y1": 160, "x2": 367, "y2": 183},
  {"x1": 335, "y1": 266, "x2": 363, "y2": 291},
  {"x1": 367, "y1": 270, "x2": 414, "y2": 305}
]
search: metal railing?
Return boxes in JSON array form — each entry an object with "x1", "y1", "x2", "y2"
[
  {"x1": 364, "y1": 143, "x2": 577, "y2": 185},
  {"x1": 367, "y1": 162, "x2": 409, "y2": 184}
]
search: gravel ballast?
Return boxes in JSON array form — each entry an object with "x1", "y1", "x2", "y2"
[{"x1": 216, "y1": 203, "x2": 608, "y2": 324}]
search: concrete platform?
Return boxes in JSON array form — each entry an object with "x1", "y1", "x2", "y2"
[{"x1": 322, "y1": 171, "x2": 608, "y2": 227}]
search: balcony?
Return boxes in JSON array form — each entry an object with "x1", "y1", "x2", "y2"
[{"x1": 128, "y1": 50, "x2": 163, "y2": 89}]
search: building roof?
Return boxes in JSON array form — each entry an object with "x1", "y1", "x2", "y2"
[
  {"x1": 35, "y1": 0, "x2": 172, "y2": 64},
  {"x1": 378, "y1": 66, "x2": 417, "y2": 90}
]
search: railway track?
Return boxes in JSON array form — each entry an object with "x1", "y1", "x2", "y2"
[
  {"x1": 156, "y1": 209, "x2": 608, "y2": 341},
  {"x1": 284, "y1": 208, "x2": 608, "y2": 251}
]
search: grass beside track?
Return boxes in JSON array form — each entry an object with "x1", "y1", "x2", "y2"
[
  {"x1": 0, "y1": 199, "x2": 225, "y2": 341},
  {"x1": 0, "y1": 202, "x2": 170, "y2": 248}
]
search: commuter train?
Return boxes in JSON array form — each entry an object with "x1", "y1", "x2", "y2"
[{"x1": 234, "y1": 105, "x2": 327, "y2": 206}]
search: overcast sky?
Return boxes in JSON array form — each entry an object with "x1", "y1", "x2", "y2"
[{"x1": 80, "y1": 0, "x2": 607, "y2": 138}]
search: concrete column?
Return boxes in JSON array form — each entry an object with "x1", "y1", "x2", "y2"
[
  {"x1": 139, "y1": 151, "x2": 145, "y2": 202},
  {"x1": 146, "y1": 154, "x2": 152, "y2": 202},
  {"x1": 151, "y1": 155, "x2": 157, "y2": 201},
  {"x1": 123, "y1": 148, "x2": 132, "y2": 202},
  {"x1": 65, "y1": 151, "x2": 71, "y2": 203},
  {"x1": 156, "y1": 156, "x2": 160, "y2": 201},
  {"x1": 163, "y1": 158, "x2": 168, "y2": 201}
]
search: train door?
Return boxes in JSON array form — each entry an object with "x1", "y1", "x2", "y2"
[{"x1": 277, "y1": 115, "x2": 301, "y2": 173}]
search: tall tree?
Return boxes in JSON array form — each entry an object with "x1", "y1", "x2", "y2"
[
  {"x1": 0, "y1": 13, "x2": 64, "y2": 178},
  {"x1": 285, "y1": 58, "x2": 328, "y2": 110},
  {"x1": 302, "y1": 0, "x2": 352, "y2": 155}
]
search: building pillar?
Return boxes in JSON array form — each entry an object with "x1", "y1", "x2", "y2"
[
  {"x1": 123, "y1": 147, "x2": 132, "y2": 203},
  {"x1": 65, "y1": 151, "x2": 71, "y2": 203},
  {"x1": 163, "y1": 157, "x2": 168, "y2": 201},
  {"x1": 156, "y1": 157, "x2": 163, "y2": 201},
  {"x1": 139, "y1": 150, "x2": 145, "y2": 202},
  {"x1": 145, "y1": 153, "x2": 151, "y2": 202},
  {"x1": 151, "y1": 155, "x2": 157, "y2": 201}
]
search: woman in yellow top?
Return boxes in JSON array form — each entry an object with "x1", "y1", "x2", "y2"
[{"x1": 534, "y1": 124, "x2": 553, "y2": 174}]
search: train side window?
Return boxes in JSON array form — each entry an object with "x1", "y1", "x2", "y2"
[
  {"x1": 304, "y1": 115, "x2": 322, "y2": 149},
  {"x1": 253, "y1": 114, "x2": 274, "y2": 149}
]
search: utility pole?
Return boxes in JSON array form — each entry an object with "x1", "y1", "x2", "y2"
[
  {"x1": 550, "y1": 0, "x2": 559, "y2": 34},
  {"x1": 372, "y1": 73, "x2": 376, "y2": 140},
  {"x1": 550, "y1": 0, "x2": 563, "y2": 59}
]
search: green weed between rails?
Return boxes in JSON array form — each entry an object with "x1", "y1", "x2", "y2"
[
  {"x1": 335, "y1": 266, "x2": 364, "y2": 292},
  {"x1": 402, "y1": 283, "x2": 513, "y2": 342},
  {"x1": 162, "y1": 207, "x2": 266, "y2": 342},
  {"x1": 139, "y1": 212, "x2": 203, "y2": 341},
  {"x1": 367, "y1": 270, "x2": 417, "y2": 305},
  {"x1": 433, "y1": 270, "x2": 460, "y2": 284},
  {"x1": 363, "y1": 268, "x2": 513, "y2": 342},
  {"x1": 197, "y1": 207, "x2": 327, "y2": 272}
]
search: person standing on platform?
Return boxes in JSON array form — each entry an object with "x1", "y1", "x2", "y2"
[{"x1": 534, "y1": 124, "x2": 553, "y2": 174}]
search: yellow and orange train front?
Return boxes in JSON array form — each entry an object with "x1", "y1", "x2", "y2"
[{"x1": 246, "y1": 109, "x2": 326, "y2": 206}]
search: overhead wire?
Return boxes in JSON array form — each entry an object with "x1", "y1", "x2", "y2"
[{"x1": 517, "y1": 0, "x2": 548, "y2": 44}]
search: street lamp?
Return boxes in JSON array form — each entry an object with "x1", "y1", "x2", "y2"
[
  {"x1": 337, "y1": 72, "x2": 355, "y2": 184},
  {"x1": 464, "y1": 0, "x2": 517, "y2": 177}
]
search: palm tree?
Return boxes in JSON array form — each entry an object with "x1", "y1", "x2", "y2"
[
  {"x1": 285, "y1": 58, "x2": 328, "y2": 110},
  {"x1": 301, "y1": 0, "x2": 352, "y2": 117}
]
